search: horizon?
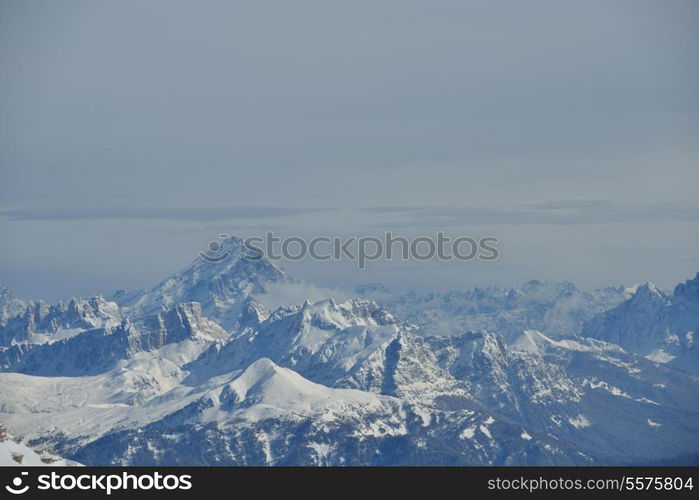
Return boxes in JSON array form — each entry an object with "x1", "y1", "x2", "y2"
[{"x1": 1, "y1": 232, "x2": 697, "y2": 304}]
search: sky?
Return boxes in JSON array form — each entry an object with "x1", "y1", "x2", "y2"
[{"x1": 1, "y1": 0, "x2": 698, "y2": 302}]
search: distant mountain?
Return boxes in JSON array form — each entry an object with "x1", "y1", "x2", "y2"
[
  {"x1": 358, "y1": 280, "x2": 630, "y2": 340},
  {"x1": 0, "y1": 302, "x2": 226, "y2": 375},
  {"x1": 0, "y1": 295, "x2": 121, "y2": 347},
  {"x1": 113, "y1": 236, "x2": 290, "y2": 330},
  {"x1": 187, "y1": 298, "x2": 417, "y2": 389},
  {"x1": 0, "y1": 284, "x2": 25, "y2": 327},
  {"x1": 581, "y1": 274, "x2": 699, "y2": 374}
]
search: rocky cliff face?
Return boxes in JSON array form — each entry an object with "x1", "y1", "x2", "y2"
[{"x1": 582, "y1": 274, "x2": 699, "y2": 374}]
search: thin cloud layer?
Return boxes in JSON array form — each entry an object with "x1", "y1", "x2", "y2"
[
  {"x1": 363, "y1": 201, "x2": 699, "y2": 227},
  {"x1": 0, "y1": 206, "x2": 327, "y2": 222}
]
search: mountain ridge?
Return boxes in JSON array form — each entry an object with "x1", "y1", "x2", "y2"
[{"x1": 0, "y1": 238, "x2": 697, "y2": 465}]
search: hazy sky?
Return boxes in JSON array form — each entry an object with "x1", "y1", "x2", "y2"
[{"x1": 1, "y1": 0, "x2": 698, "y2": 301}]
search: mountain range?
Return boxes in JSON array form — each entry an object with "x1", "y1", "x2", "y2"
[{"x1": 0, "y1": 237, "x2": 697, "y2": 465}]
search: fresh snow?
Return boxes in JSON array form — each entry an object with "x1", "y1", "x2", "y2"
[
  {"x1": 0, "y1": 242, "x2": 697, "y2": 466},
  {"x1": 0, "y1": 431, "x2": 81, "y2": 466},
  {"x1": 645, "y1": 349, "x2": 676, "y2": 364},
  {"x1": 459, "y1": 427, "x2": 476, "y2": 440},
  {"x1": 568, "y1": 415, "x2": 591, "y2": 429}
]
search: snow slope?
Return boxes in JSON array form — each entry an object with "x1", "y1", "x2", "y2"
[
  {"x1": 114, "y1": 236, "x2": 289, "y2": 330},
  {"x1": 0, "y1": 426, "x2": 81, "y2": 466},
  {"x1": 0, "y1": 241, "x2": 697, "y2": 466}
]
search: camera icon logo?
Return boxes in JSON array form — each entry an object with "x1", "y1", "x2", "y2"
[
  {"x1": 199, "y1": 234, "x2": 231, "y2": 263},
  {"x1": 5, "y1": 472, "x2": 29, "y2": 495}
]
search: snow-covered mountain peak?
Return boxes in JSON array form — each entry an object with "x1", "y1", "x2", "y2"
[
  {"x1": 117, "y1": 235, "x2": 290, "y2": 329},
  {"x1": 632, "y1": 282, "x2": 667, "y2": 301},
  {"x1": 147, "y1": 302, "x2": 228, "y2": 341},
  {"x1": 581, "y1": 272, "x2": 699, "y2": 374},
  {"x1": 365, "y1": 280, "x2": 630, "y2": 340},
  {"x1": 519, "y1": 279, "x2": 576, "y2": 297},
  {"x1": 0, "y1": 294, "x2": 122, "y2": 346},
  {"x1": 175, "y1": 235, "x2": 276, "y2": 282},
  {"x1": 259, "y1": 297, "x2": 398, "y2": 334},
  {"x1": 65, "y1": 296, "x2": 121, "y2": 329},
  {"x1": 239, "y1": 299, "x2": 271, "y2": 326},
  {"x1": 673, "y1": 272, "x2": 699, "y2": 302},
  {"x1": 0, "y1": 301, "x2": 228, "y2": 376},
  {"x1": 0, "y1": 284, "x2": 25, "y2": 327},
  {"x1": 353, "y1": 282, "x2": 392, "y2": 298},
  {"x1": 297, "y1": 298, "x2": 397, "y2": 330},
  {"x1": 225, "y1": 357, "x2": 333, "y2": 405}
]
